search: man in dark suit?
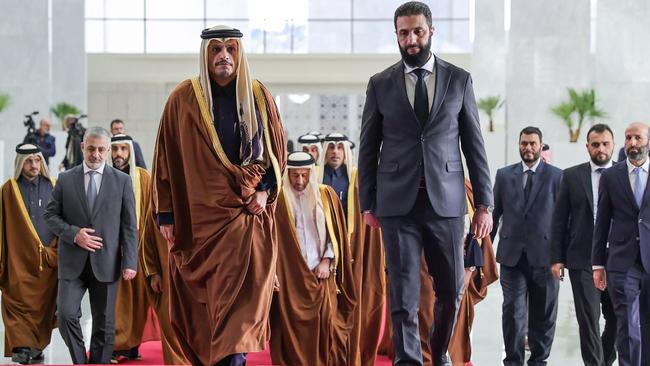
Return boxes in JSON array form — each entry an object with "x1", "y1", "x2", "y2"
[
  {"x1": 491, "y1": 126, "x2": 562, "y2": 365},
  {"x1": 358, "y1": 2, "x2": 493, "y2": 365},
  {"x1": 593, "y1": 122, "x2": 650, "y2": 366},
  {"x1": 551, "y1": 123, "x2": 617, "y2": 366},
  {"x1": 44, "y1": 126, "x2": 138, "y2": 364}
]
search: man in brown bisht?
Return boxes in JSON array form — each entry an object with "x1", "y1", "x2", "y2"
[
  {"x1": 378, "y1": 179, "x2": 499, "y2": 365},
  {"x1": 0, "y1": 144, "x2": 58, "y2": 364},
  {"x1": 152, "y1": 25, "x2": 286, "y2": 366},
  {"x1": 319, "y1": 132, "x2": 386, "y2": 365},
  {"x1": 107, "y1": 134, "x2": 152, "y2": 363},
  {"x1": 270, "y1": 151, "x2": 357, "y2": 365}
]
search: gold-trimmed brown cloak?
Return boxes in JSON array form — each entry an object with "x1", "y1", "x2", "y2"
[
  {"x1": 152, "y1": 77, "x2": 286, "y2": 365},
  {"x1": 347, "y1": 168, "x2": 387, "y2": 366},
  {"x1": 378, "y1": 179, "x2": 499, "y2": 365},
  {"x1": 270, "y1": 185, "x2": 357, "y2": 365},
  {"x1": 141, "y1": 169, "x2": 189, "y2": 365},
  {"x1": 114, "y1": 167, "x2": 155, "y2": 352},
  {"x1": 0, "y1": 179, "x2": 58, "y2": 356}
]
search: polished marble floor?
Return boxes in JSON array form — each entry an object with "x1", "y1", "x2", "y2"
[{"x1": 0, "y1": 270, "x2": 618, "y2": 365}]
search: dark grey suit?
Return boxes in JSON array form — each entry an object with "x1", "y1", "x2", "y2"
[
  {"x1": 550, "y1": 162, "x2": 617, "y2": 366},
  {"x1": 358, "y1": 57, "x2": 493, "y2": 365},
  {"x1": 593, "y1": 161, "x2": 650, "y2": 366},
  {"x1": 491, "y1": 160, "x2": 562, "y2": 366},
  {"x1": 45, "y1": 164, "x2": 137, "y2": 364}
]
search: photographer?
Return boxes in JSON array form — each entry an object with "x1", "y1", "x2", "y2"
[
  {"x1": 60, "y1": 114, "x2": 86, "y2": 171},
  {"x1": 23, "y1": 118, "x2": 56, "y2": 165}
]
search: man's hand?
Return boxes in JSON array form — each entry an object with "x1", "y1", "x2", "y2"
[
  {"x1": 273, "y1": 274, "x2": 280, "y2": 292},
  {"x1": 150, "y1": 274, "x2": 162, "y2": 293},
  {"x1": 122, "y1": 269, "x2": 137, "y2": 281},
  {"x1": 593, "y1": 268, "x2": 607, "y2": 291},
  {"x1": 246, "y1": 191, "x2": 269, "y2": 216},
  {"x1": 160, "y1": 224, "x2": 175, "y2": 248},
  {"x1": 314, "y1": 258, "x2": 332, "y2": 279},
  {"x1": 363, "y1": 211, "x2": 381, "y2": 228},
  {"x1": 471, "y1": 208, "x2": 493, "y2": 239},
  {"x1": 551, "y1": 263, "x2": 565, "y2": 281},
  {"x1": 74, "y1": 228, "x2": 103, "y2": 252}
]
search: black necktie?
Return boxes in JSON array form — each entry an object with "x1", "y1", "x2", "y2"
[
  {"x1": 524, "y1": 170, "x2": 534, "y2": 203},
  {"x1": 412, "y1": 68, "x2": 429, "y2": 126},
  {"x1": 595, "y1": 167, "x2": 604, "y2": 174}
]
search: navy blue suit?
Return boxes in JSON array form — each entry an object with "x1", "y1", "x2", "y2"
[
  {"x1": 491, "y1": 160, "x2": 562, "y2": 365},
  {"x1": 593, "y1": 161, "x2": 650, "y2": 366}
]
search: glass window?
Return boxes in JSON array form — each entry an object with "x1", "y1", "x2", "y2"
[
  {"x1": 105, "y1": 20, "x2": 144, "y2": 52},
  {"x1": 85, "y1": 19, "x2": 105, "y2": 52},
  {"x1": 353, "y1": 0, "x2": 403, "y2": 19},
  {"x1": 146, "y1": 0, "x2": 204, "y2": 19},
  {"x1": 353, "y1": 20, "x2": 396, "y2": 53},
  {"x1": 86, "y1": 0, "x2": 105, "y2": 18},
  {"x1": 206, "y1": 0, "x2": 249, "y2": 19},
  {"x1": 146, "y1": 20, "x2": 204, "y2": 53},
  {"x1": 105, "y1": 0, "x2": 143, "y2": 19},
  {"x1": 308, "y1": 0, "x2": 351, "y2": 19},
  {"x1": 433, "y1": 20, "x2": 470, "y2": 53},
  {"x1": 306, "y1": 21, "x2": 351, "y2": 53}
]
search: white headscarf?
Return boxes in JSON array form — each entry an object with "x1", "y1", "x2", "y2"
[
  {"x1": 298, "y1": 134, "x2": 323, "y2": 165},
  {"x1": 14, "y1": 144, "x2": 50, "y2": 180},
  {"x1": 318, "y1": 132, "x2": 355, "y2": 183},
  {"x1": 283, "y1": 152, "x2": 327, "y2": 259},
  {"x1": 199, "y1": 25, "x2": 263, "y2": 166},
  {"x1": 107, "y1": 135, "x2": 141, "y2": 228}
]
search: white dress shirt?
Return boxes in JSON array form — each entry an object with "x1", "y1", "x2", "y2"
[
  {"x1": 83, "y1": 161, "x2": 105, "y2": 194},
  {"x1": 521, "y1": 159, "x2": 541, "y2": 188},
  {"x1": 293, "y1": 191, "x2": 334, "y2": 271},
  {"x1": 590, "y1": 160, "x2": 613, "y2": 221},
  {"x1": 403, "y1": 54, "x2": 436, "y2": 111}
]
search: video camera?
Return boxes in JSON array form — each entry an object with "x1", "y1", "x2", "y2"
[
  {"x1": 22, "y1": 111, "x2": 39, "y2": 145},
  {"x1": 67, "y1": 114, "x2": 88, "y2": 137}
]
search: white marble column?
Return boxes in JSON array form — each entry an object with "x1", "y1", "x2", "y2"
[
  {"x1": 505, "y1": 0, "x2": 591, "y2": 165},
  {"x1": 0, "y1": 0, "x2": 50, "y2": 180},
  {"x1": 51, "y1": 0, "x2": 86, "y2": 115},
  {"x1": 594, "y1": 0, "x2": 650, "y2": 146}
]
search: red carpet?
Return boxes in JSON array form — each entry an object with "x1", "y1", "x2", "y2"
[{"x1": 120, "y1": 341, "x2": 393, "y2": 365}]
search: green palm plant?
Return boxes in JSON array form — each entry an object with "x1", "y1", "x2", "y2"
[
  {"x1": 477, "y1": 95, "x2": 504, "y2": 132},
  {"x1": 551, "y1": 88, "x2": 606, "y2": 142},
  {"x1": 50, "y1": 102, "x2": 82, "y2": 127},
  {"x1": 0, "y1": 93, "x2": 10, "y2": 113}
]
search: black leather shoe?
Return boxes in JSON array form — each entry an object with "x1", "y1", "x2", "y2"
[
  {"x1": 433, "y1": 354, "x2": 451, "y2": 366},
  {"x1": 11, "y1": 348, "x2": 31, "y2": 364}
]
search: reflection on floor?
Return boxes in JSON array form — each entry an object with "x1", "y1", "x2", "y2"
[{"x1": 0, "y1": 271, "x2": 618, "y2": 365}]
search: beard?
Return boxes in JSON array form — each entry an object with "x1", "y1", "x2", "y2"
[
  {"x1": 520, "y1": 149, "x2": 541, "y2": 164},
  {"x1": 626, "y1": 145, "x2": 649, "y2": 162},
  {"x1": 590, "y1": 152, "x2": 612, "y2": 166},
  {"x1": 399, "y1": 36, "x2": 432, "y2": 68},
  {"x1": 113, "y1": 157, "x2": 128, "y2": 170}
]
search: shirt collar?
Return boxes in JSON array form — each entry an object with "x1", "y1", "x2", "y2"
[
  {"x1": 404, "y1": 53, "x2": 435, "y2": 75},
  {"x1": 211, "y1": 79, "x2": 236, "y2": 98},
  {"x1": 626, "y1": 158, "x2": 650, "y2": 174},
  {"x1": 521, "y1": 159, "x2": 541, "y2": 173},
  {"x1": 589, "y1": 160, "x2": 613, "y2": 172},
  {"x1": 83, "y1": 161, "x2": 106, "y2": 175}
]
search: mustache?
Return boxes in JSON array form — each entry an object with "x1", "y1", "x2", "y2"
[{"x1": 215, "y1": 60, "x2": 233, "y2": 66}]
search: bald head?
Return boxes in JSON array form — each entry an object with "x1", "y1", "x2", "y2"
[
  {"x1": 39, "y1": 117, "x2": 51, "y2": 134},
  {"x1": 624, "y1": 122, "x2": 650, "y2": 165}
]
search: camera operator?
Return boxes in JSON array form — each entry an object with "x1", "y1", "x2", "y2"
[
  {"x1": 60, "y1": 114, "x2": 86, "y2": 171},
  {"x1": 23, "y1": 117, "x2": 56, "y2": 165}
]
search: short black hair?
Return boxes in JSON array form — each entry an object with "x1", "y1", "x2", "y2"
[
  {"x1": 394, "y1": 1, "x2": 433, "y2": 30},
  {"x1": 519, "y1": 126, "x2": 543, "y2": 141},
  {"x1": 586, "y1": 123, "x2": 614, "y2": 142},
  {"x1": 110, "y1": 119, "x2": 124, "y2": 128}
]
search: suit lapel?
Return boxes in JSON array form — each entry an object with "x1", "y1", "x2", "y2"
[
  {"x1": 579, "y1": 163, "x2": 594, "y2": 215},
  {"x1": 524, "y1": 161, "x2": 546, "y2": 213},
  {"x1": 428, "y1": 59, "x2": 451, "y2": 125},
  {"x1": 509, "y1": 165, "x2": 525, "y2": 211},
  {"x1": 74, "y1": 166, "x2": 92, "y2": 220},
  {"x1": 615, "y1": 163, "x2": 638, "y2": 209},
  {"x1": 390, "y1": 62, "x2": 421, "y2": 130},
  {"x1": 91, "y1": 166, "x2": 113, "y2": 219}
]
